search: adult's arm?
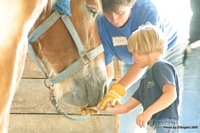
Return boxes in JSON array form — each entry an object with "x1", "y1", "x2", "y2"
[
  {"x1": 97, "y1": 63, "x2": 146, "y2": 109},
  {"x1": 106, "y1": 61, "x2": 115, "y2": 85},
  {"x1": 118, "y1": 63, "x2": 147, "y2": 89},
  {"x1": 106, "y1": 62, "x2": 147, "y2": 88}
]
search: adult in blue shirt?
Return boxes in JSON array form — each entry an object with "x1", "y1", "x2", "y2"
[{"x1": 96, "y1": 0, "x2": 187, "y2": 132}]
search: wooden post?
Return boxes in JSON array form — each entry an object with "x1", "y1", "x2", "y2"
[{"x1": 113, "y1": 58, "x2": 123, "y2": 133}]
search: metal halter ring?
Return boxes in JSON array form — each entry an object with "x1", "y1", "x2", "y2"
[{"x1": 44, "y1": 78, "x2": 54, "y2": 88}]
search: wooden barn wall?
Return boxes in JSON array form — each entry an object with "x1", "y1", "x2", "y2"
[{"x1": 9, "y1": 53, "x2": 118, "y2": 133}]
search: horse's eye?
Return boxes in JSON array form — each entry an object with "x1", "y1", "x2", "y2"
[{"x1": 87, "y1": 6, "x2": 98, "y2": 17}]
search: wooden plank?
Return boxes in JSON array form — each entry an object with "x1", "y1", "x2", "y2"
[
  {"x1": 9, "y1": 114, "x2": 116, "y2": 133},
  {"x1": 11, "y1": 52, "x2": 120, "y2": 133},
  {"x1": 11, "y1": 79, "x2": 83, "y2": 113},
  {"x1": 10, "y1": 79, "x2": 117, "y2": 133},
  {"x1": 22, "y1": 52, "x2": 45, "y2": 78}
]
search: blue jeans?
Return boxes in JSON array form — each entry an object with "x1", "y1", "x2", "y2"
[
  {"x1": 147, "y1": 119, "x2": 179, "y2": 133},
  {"x1": 179, "y1": 47, "x2": 200, "y2": 133}
]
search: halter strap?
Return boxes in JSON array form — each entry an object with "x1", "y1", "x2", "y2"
[{"x1": 28, "y1": 11, "x2": 104, "y2": 83}]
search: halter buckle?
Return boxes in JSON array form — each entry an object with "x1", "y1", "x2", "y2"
[{"x1": 81, "y1": 53, "x2": 90, "y2": 65}]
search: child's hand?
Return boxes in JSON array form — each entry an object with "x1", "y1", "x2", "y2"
[
  {"x1": 85, "y1": 106, "x2": 100, "y2": 111},
  {"x1": 80, "y1": 107, "x2": 99, "y2": 116},
  {"x1": 136, "y1": 111, "x2": 152, "y2": 128}
]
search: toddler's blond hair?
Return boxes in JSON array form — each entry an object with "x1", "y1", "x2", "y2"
[{"x1": 128, "y1": 24, "x2": 167, "y2": 55}]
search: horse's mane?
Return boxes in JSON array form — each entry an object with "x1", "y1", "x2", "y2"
[
  {"x1": 97, "y1": 0, "x2": 103, "y2": 12},
  {"x1": 46, "y1": 0, "x2": 102, "y2": 12},
  {"x1": 46, "y1": 0, "x2": 57, "y2": 10}
]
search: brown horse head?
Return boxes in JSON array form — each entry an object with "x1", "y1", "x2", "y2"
[{"x1": 29, "y1": 0, "x2": 108, "y2": 108}]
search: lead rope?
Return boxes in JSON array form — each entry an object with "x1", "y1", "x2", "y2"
[{"x1": 45, "y1": 82, "x2": 90, "y2": 121}]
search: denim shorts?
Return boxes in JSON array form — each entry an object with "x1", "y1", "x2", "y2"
[{"x1": 147, "y1": 119, "x2": 179, "y2": 133}]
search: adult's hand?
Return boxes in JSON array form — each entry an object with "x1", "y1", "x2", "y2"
[{"x1": 97, "y1": 83, "x2": 126, "y2": 110}]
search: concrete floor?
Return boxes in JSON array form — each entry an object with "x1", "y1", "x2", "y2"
[{"x1": 179, "y1": 41, "x2": 200, "y2": 133}]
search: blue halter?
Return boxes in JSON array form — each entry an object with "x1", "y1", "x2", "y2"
[{"x1": 28, "y1": 0, "x2": 104, "y2": 121}]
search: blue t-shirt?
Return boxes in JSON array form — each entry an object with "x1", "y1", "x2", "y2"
[
  {"x1": 97, "y1": 0, "x2": 178, "y2": 65},
  {"x1": 133, "y1": 60, "x2": 180, "y2": 120}
]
